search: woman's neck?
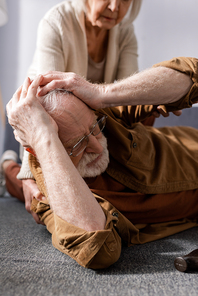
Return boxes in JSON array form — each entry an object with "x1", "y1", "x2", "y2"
[{"x1": 85, "y1": 17, "x2": 109, "y2": 63}]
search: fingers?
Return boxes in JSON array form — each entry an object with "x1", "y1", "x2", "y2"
[
  {"x1": 152, "y1": 111, "x2": 160, "y2": 118},
  {"x1": 153, "y1": 111, "x2": 168, "y2": 118},
  {"x1": 7, "y1": 76, "x2": 42, "y2": 118},
  {"x1": 173, "y1": 110, "x2": 182, "y2": 116},
  {"x1": 24, "y1": 184, "x2": 45, "y2": 225},
  {"x1": 21, "y1": 77, "x2": 31, "y2": 100},
  {"x1": 26, "y1": 75, "x2": 43, "y2": 98},
  {"x1": 11, "y1": 85, "x2": 23, "y2": 105},
  {"x1": 38, "y1": 71, "x2": 66, "y2": 86},
  {"x1": 34, "y1": 191, "x2": 46, "y2": 201},
  {"x1": 10, "y1": 76, "x2": 31, "y2": 106},
  {"x1": 154, "y1": 107, "x2": 183, "y2": 118},
  {"x1": 6, "y1": 85, "x2": 23, "y2": 116},
  {"x1": 31, "y1": 191, "x2": 46, "y2": 225},
  {"x1": 32, "y1": 191, "x2": 46, "y2": 225},
  {"x1": 38, "y1": 72, "x2": 76, "y2": 96},
  {"x1": 7, "y1": 75, "x2": 44, "y2": 131},
  {"x1": 25, "y1": 197, "x2": 32, "y2": 214},
  {"x1": 157, "y1": 106, "x2": 169, "y2": 117},
  {"x1": 12, "y1": 75, "x2": 43, "y2": 105},
  {"x1": 31, "y1": 212, "x2": 45, "y2": 225},
  {"x1": 38, "y1": 81, "x2": 63, "y2": 96}
]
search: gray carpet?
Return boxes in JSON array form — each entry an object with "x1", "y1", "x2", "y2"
[
  {"x1": 1, "y1": 195, "x2": 198, "y2": 296},
  {"x1": 1, "y1": 107, "x2": 198, "y2": 296}
]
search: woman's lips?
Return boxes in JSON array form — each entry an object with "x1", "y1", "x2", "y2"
[{"x1": 102, "y1": 15, "x2": 116, "y2": 22}]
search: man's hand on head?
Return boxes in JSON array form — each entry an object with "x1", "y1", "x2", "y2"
[
  {"x1": 22, "y1": 179, "x2": 45, "y2": 225},
  {"x1": 6, "y1": 75, "x2": 58, "y2": 150}
]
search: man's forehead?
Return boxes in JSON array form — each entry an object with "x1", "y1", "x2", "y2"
[
  {"x1": 63, "y1": 113, "x2": 97, "y2": 147},
  {"x1": 58, "y1": 100, "x2": 96, "y2": 139},
  {"x1": 43, "y1": 89, "x2": 97, "y2": 144}
]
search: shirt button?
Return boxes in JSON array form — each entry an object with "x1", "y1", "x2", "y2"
[
  {"x1": 133, "y1": 142, "x2": 137, "y2": 148},
  {"x1": 112, "y1": 212, "x2": 119, "y2": 218}
]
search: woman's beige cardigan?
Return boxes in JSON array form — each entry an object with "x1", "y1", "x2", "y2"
[{"x1": 17, "y1": 0, "x2": 142, "y2": 180}]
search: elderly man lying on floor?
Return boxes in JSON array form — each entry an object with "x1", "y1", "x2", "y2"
[{"x1": 7, "y1": 57, "x2": 198, "y2": 269}]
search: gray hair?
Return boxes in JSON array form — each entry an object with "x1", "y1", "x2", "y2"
[
  {"x1": 71, "y1": 0, "x2": 143, "y2": 27},
  {"x1": 40, "y1": 89, "x2": 71, "y2": 117},
  {"x1": 39, "y1": 89, "x2": 77, "y2": 145}
]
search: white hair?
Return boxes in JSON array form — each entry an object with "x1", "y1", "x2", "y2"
[
  {"x1": 39, "y1": 89, "x2": 73, "y2": 131},
  {"x1": 40, "y1": 89, "x2": 69, "y2": 114},
  {"x1": 39, "y1": 89, "x2": 86, "y2": 146},
  {"x1": 71, "y1": 0, "x2": 143, "y2": 27}
]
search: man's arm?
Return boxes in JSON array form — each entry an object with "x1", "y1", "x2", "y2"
[
  {"x1": 103, "y1": 66, "x2": 192, "y2": 108},
  {"x1": 7, "y1": 76, "x2": 106, "y2": 232},
  {"x1": 38, "y1": 58, "x2": 196, "y2": 110}
]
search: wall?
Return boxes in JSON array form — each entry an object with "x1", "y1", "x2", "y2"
[
  {"x1": 0, "y1": 0, "x2": 61, "y2": 156},
  {"x1": 0, "y1": 0, "x2": 198, "y2": 156},
  {"x1": 134, "y1": 0, "x2": 198, "y2": 70}
]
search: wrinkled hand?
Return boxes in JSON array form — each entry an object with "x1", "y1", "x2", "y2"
[
  {"x1": 6, "y1": 75, "x2": 58, "y2": 149},
  {"x1": 22, "y1": 179, "x2": 45, "y2": 225},
  {"x1": 38, "y1": 71, "x2": 103, "y2": 110}
]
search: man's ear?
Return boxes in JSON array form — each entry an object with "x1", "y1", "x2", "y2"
[{"x1": 26, "y1": 147, "x2": 36, "y2": 157}]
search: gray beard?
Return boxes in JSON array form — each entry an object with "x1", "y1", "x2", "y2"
[{"x1": 76, "y1": 135, "x2": 109, "y2": 178}]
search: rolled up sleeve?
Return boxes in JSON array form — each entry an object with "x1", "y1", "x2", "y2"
[
  {"x1": 31, "y1": 198, "x2": 122, "y2": 269},
  {"x1": 153, "y1": 57, "x2": 198, "y2": 112}
]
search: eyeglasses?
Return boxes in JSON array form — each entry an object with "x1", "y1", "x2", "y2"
[{"x1": 68, "y1": 114, "x2": 108, "y2": 157}]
